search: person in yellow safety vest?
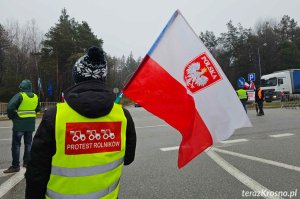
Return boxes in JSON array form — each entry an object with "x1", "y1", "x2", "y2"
[
  {"x1": 236, "y1": 88, "x2": 248, "y2": 113},
  {"x1": 255, "y1": 86, "x2": 265, "y2": 116},
  {"x1": 4, "y1": 79, "x2": 40, "y2": 173},
  {"x1": 25, "y1": 46, "x2": 137, "y2": 199}
]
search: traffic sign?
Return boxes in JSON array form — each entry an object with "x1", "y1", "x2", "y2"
[
  {"x1": 248, "y1": 73, "x2": 255, "y2": 82},
  {"x1": 237, "y1": 77, "x2": 245, "y2": 88}
]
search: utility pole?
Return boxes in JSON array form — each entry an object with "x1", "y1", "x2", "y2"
[
  {"x1": 31, "y1": 51, "x2": 42, "y2": 98},
  {"x1": 257, "y1": 43, "x2": 267, "y2": 84}
]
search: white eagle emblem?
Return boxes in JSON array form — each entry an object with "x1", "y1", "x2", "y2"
[{"x1": 185, "y1": 62, "x2": 209, "y2": 88}]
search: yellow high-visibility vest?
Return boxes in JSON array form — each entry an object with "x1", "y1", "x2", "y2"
[
  {"x1": 17, "y1": 92, "x2": 38, "y2": 118},
  {"x1": 237, "y1": 89, "x2": 248, "y2": 100},
  {"x1": 46, "y1": 102, "x2": 127, "y2": 199}
]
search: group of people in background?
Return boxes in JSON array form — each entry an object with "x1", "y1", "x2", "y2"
[{"x1": 236, "y1": 85, "x2": 265, "y2": 116}]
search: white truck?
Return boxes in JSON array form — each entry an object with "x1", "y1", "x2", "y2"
[{"x1": 260, "y1": 69, "x2": 300, "y2": 102}]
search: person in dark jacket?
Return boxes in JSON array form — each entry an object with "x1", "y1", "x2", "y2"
[
  {"x1": 4, "y1": 79, "x2": 40, "y2": 173},
  {"x1": 25, "y1": 46, "x2": 137, "y2": 199},
  {"x1": 255, "y1": 86, "x2": 265, "y2": 116}
]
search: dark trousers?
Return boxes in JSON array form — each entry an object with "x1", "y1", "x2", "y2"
[
  {"x1": 240, "y1": 99, "x2": 247, "y2": 113},
  {"x1": 257, "y1": 101, "x2": 264, "y2": 115},
  {"x1": 11, "y1": 131, "x2": 33, "y2": 167}
]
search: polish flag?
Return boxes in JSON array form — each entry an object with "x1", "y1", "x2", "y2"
[
  {"x1": 123, "y1": 10, "x2": 251, "y2": 168},
  {"x1": 243, "y1": 82, "x2": 250, "y2": 89},
  {"x1": 249, "y1": 81, "x2": 256, "y2": 90}
]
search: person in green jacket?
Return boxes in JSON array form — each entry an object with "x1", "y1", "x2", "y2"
[
  {"x1": 236, "y1": 88, "x2": 248, "y2": 113},
  {"x1": 3, "y1": 79, "x2": 40, "y2": 173}
]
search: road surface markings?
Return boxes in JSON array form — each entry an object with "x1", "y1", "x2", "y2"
[
  {"x1": 160, "y1": 146, "x2": 179, "y2": 151},
  {"x1": 220, "y1": 139, "x2": 248, "y2": 144},
  {"x1": 0, "y1": 168, "x2": 26, "y2": 198},
  {"x1": 212, "y1": 148, "x2": 300, "y2": 172},
  {"x1": 269, "y1": 133, "x2": 294, "y2": 138},
  {"x1": 160, "y1": 139, "x2": 248, "y2": 151},
  {"x1": 206, "y1": 149, "x2": 283, "y2": 199},
  {"x1": 136, "y1": 124, "x2": 168, "y2": 129},
  {"x1": 0, "y1": 127, "x2": 10, "y2": 129},
  {"x1": 0, "y1": 139, "x2": 11, "y2": 141}
]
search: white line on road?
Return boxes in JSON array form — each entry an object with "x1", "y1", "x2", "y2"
[
  {"x1": 212, "y1": 148, "x2": 300, "y2": 172},
  {"x1": 269, "y1": 133, "x2": 294, "y2": 138},
  {"x1": 160, "y1": 146, "x2": 179, "y2": 151},
  {"x1": 0, "y1": 139, "x2": 11, "y2": 141},
  {"x1": 0, "y1": 127, "x2": 10, "y2": 129},
  {"x1": 206, "y1": 149, "x2": 283, "y2": 199},
  {"x1": 136, "y1": 124, "x2": 168, "y2": 129},
  {"x1": 0, "y1": 168, "x2": 26, "y2": 198},
  {"x1": 220, "y1": 139, "x2": 248, "y2": 144},
  {"x1": 160, "y1": 146, "x2": 212, "y2": 152}
]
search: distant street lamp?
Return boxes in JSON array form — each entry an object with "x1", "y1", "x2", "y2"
[
  {"x1": 30, "y1": 51, "x2": 42, "y2": 76},
  {"x1": 258, "y1": 43, "x2": 267, "y2": 83}
]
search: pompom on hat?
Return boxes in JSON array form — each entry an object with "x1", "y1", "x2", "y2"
[{"x1": 73, "y1": 46, "x2": 107, "y2": 83}]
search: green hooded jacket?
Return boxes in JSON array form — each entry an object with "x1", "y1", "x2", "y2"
[{"x1": 7, "y1": 79, "x2": 41, "y2": 132}]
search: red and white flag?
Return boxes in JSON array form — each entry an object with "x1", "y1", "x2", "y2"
[
  {"x1": 123, "y1": 10, "x2": 252, "y2": 168},
  {"x1": 243, "y1": 81, "x2": 250, "y2": 89},
  {"x1": 249, "y1": 81, "x2": 256, "y2": 90}
]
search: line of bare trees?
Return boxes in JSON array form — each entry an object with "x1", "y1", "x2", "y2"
[
  {"x1": 0, "y1": 9, "x2": 140, "y2": 102},
  {"x1": 1, "y1": 9, "x2": 300, "y2": 102}
]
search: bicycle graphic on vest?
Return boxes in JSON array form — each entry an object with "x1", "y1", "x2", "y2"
[
  {"x1": 87, "y1": 130, "x2": 101, "y2": 141},
  {"x1": 101, "y1": 129, "x2": 115, "y2": 140},
  {"x1": 70, "y1": 130, "x2": 86, "y2": 142}
]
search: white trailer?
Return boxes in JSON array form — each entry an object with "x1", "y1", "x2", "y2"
[{"x1": 260, "y1": 69, "x2": 300, "y2": 102}]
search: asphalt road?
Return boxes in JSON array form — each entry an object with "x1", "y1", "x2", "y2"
[{"x1": 0, "y1": 107, "x2": 299, "y2": 199}]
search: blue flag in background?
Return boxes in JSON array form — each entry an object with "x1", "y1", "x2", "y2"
[{"x1": 47, "y1": 80, "x2": 53, "y2": 97}]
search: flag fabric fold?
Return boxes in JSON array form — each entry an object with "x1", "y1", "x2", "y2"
[{"x1": 123, "y1": 10, "x2": 252, "y2": 168}]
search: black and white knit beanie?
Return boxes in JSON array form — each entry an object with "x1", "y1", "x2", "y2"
[{"x1": 73, "y1": 46, "x2": 107, "y2": 83}]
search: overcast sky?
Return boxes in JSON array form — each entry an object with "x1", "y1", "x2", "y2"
[{"x1": 1, "y1": 0, "x2": 300, "y2": 58}]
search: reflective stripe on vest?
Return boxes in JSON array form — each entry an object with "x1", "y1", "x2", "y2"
[
  {"x1": 17, "y1": 92, "x2": 38, "y2": 118},
  {"x1": 46, "y1": 102, "x2": 127, "y2": 199},
  {"x1": 47, "y1": 179, "x2": 119, "y2": 199},
  {"x1": 237, "y1": 89, "x2": 247, "y2": 100},
  {"x1": 51, "y1": 157, "x2": 124, "y2": 177}
]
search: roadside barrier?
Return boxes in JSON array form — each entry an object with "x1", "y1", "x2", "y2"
[
  {"x1": 1, "y1": 98, "x2": 299, "y2": 115},
  {"x1": 0, "y1": 103, "x2": 7, "y2": 116},
  {"x1": 281, "y1": 94, "x2": 300, "y2": 109},
  {"x1": 0, "y1": 102, "x2": 58, "y2": 116},
  {"x1": 40, "y1": 102, "x2": 57, "y2": 112}
]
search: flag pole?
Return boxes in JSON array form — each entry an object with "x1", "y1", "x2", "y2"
[
  {"x1": 114, "y1": 54, "x2": 149, "y2": 104},
  {"x1": 114, "y1": 92, "x2": 123, "y2": 104}
]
